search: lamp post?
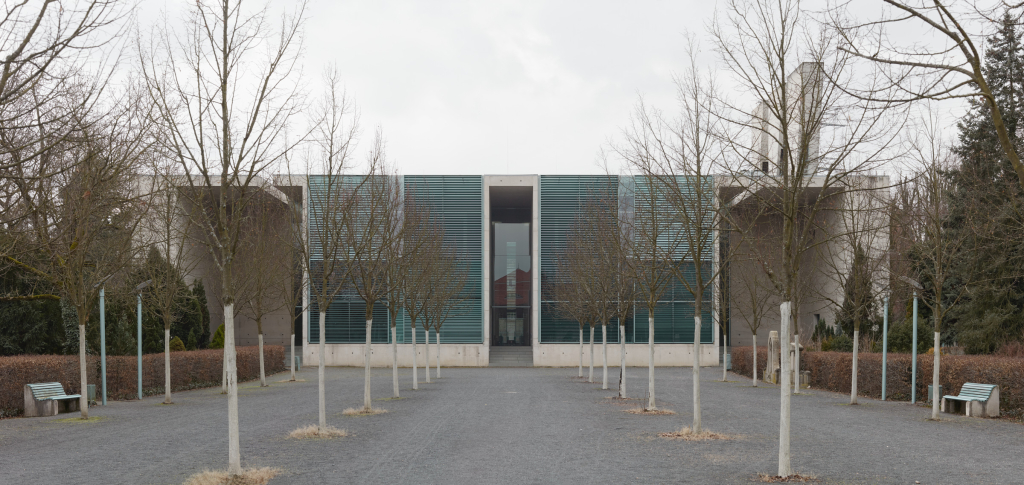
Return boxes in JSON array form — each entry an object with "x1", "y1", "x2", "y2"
[
  {"x1": 900, "y1": 276, "x2": 923, "y2": 404},
  {"x1": 135, "y1": 280, "x2": 152, "y2": 400},
  {"x1": 94, "y1": 275, "x2": 113, "y2": 406}
]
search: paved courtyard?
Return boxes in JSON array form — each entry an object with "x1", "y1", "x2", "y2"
[{"x1": 1, "y1": 364, "x2": 1021, "y2": 484}]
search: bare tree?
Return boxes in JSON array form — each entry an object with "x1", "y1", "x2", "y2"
[
  {"x1": 833, "y1": 1, "x2": 1024, "y2": 192},
  {"x1": 710, "y1": 0, "x2": 903, "y2": 476},
  {"x1": 290, "y1": 68, "x2": 358, "y2": 433},
  {"x1": 139, "y1": 0, "x2": 308, "y2": 472},
  {"x1": 142, "y1": 168, "x2": 201, "y2": 404},
  {"x1": 621, "y1": 48, "x2": 735, "y2": 433},
  {"x1": 428, "y1": 243, "x2": 468, "y2": 381},
  {"x1": 552, "y1": 251, "x2": 590, "y2": 379},
  {"x1": 905, "y1": 110, "x2": 972, "y2": 420},
  {"x1": 402, "y1": 224, "x2": 438, "y2": 391},
  {"x1": 615, "y1": 156, "x2": 684, "y2": 412},
  {"x1": 17, "y1": 99, "x2": 153, "y2": 418},
  {"x1": 343, "y1": 140, "x2": 402, "y2": 412},
  {"x1": 238, "y1": 193, "x2": 292, "y2": 387}
]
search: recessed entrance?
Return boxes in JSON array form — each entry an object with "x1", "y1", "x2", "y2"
[{"x1": 490, "y1": 186, "x2": 532, "y2": 347}]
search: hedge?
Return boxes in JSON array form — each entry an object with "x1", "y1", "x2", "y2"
[
  {"x1": 731, "y1": 347, "x2": 1024, "y2": 418},
  {"x1": 0, "y1": 346, "x2": 284, "y2": 418}
]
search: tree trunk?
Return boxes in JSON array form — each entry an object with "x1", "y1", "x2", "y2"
[
  {"x1": 693, "y1": 314, "x2": 702, "y2": 433},
  {"x1": 618, "y1": 324, "x2": 626, "y2": 398},
  {"x1": 435, "y1": 328, "x2": 441, "y2": 379},
  {"x1": 601, "y1": 324, "x2": 608, "y2": 390},
  {"x1": 289, "y1": 331, "x2": 296, "y2": 381},
  {"x1": 648, "y1": 314, "x2": 656, "y2": 410},
  {"x1": 793, "y1": 332, "x2": 800, "y2": 395},
  {"x1": 258, "y1": 333, "x2": 266, "y2": 387},
  {"x1": 722, "y1": 326, "x2": 728, "y2": 382},
  {"x1": 578, "y1": 326, "x2": 583, "y2": 378},
  {"x1": 778, "y1": 301, "x2": 792, "y2": 477},
  {"x1": 392, "y1": 325, "x2": 399, "y2": 398},
  {"x1": 318, "y1": 310, "x2": 326, "y2": 430},
  {"x1": 412, "y1": 323, "x2": 418, "y2": 390},
  {"x1": 224, "y1": 304, "x2": 241, "y2": 475},
  {"x1": 424, "y1": 328, "x2": 432, "y2": 383},
  {"x1": 222, "y1": 354, "x2": 227, "y2": 393},
  {"x1": 932, "y1": 331, "x2": 941, "y2": 420},
  {"x1": 589, "y1": 325, "x2": 595, "y2": 383},
  {"x1": 78, "y1": 323, "x2": 88, "y2": 418},
  {"x1": 165, "y1": 328, "x2": 173, "y2": 403},
  {"x1": 364, "y1": 318, "x2": 372, "y2": 412},
  {"x1": 851, "y1": 329, "x2": 859, "y2": 404},
  {"x1": 753, "y1": 333, "x2": 758, "y2": 387}
]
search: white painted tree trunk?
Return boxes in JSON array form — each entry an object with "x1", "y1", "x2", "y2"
[
  {"x1": 851, "y1": 330, "x2": 859, "y2": 405},
  {"x1": 601, "y1": 324, "x2": 608, "y2": 390},
  {"x1": 289, "y1": 332, "x2": 296, "y2": 381},
  {"x1": 932, "y1": 331, "x2": 941, "y2": 420},
  {"x1": 693, "y1": 315, "x2": 702, "y2": 433},
  {"x1": 648, "y1": 315, "x2": 656, "y2": 410},
  {"x1": 392, "y1": 325, "x2": 399, "y2": 398},
  {"x1": 412, "y1": 324, "x2": 418, "y2": 390},
  {"x1": 258, "y1": 333, "x2": 266, "y2": 387},
  {"x1": 318, "y1": 311, "x2": 326, "y2": 430},
  {"x1": 222, "y1": 356, "x2": 227, "y2": 393},
  {"x1": 578, "y1": 327, "x2": 583, "y2": 378},
  {"x1": 722, "y1": 331, "x2": 728, "y2": 382},
  {"x1": 165, "y1": 328, "x2": 173, "y2": 403},
  {"x1": 618, "y1": 325, "x2": 626, "y2": 398},
  {"x1": 424, "y1": 328, "x2": 432, "y2": 383},
  {"x1": 753, "y1": 333, "x2": 758, "y2": 387},
  {"x1": 78, "y1": 324, "x2": 88, "y2": 418},
  {"x1": 224, "y1": 305, "x2": 241, "y2": 475},
  {"x1": 589, "y1": 325, "x2": 595, "y2": 383},
  {"x1": 435, "y1": 329, "x2": 441, "y2": 379},
  {"x1": 777, "y1": 301, "x2": 792, "y2": 477},
  {"x1": 364, "y1": 318, "x2": 372, "y2": 411},
  {"x1": 793, "y1": 333, "x2": 800, "y2": 395}
]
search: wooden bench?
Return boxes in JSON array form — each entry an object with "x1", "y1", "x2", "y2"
[
  {"x1": 24, "y1": 382, "x2": 80, "y2": 417},
  {"x1": 941, "y1": 383, "x2": 1000, "y2": 417}
]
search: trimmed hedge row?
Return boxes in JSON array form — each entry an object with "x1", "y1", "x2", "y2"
[
  {"x1": 731, "y1": 347, "x2": 1024, "y2": 417},
  {"x1": 0, "y1": 346, "x2": 284, "y2": 417}
]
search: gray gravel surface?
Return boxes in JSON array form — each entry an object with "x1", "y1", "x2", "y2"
[{"x1": 1, "y1": 364, "x2": 1021, "y2": 484}]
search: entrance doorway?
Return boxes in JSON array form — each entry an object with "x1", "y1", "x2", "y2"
[{"x1": 490, "y1": 186, "x2": 532, "y2": 347}]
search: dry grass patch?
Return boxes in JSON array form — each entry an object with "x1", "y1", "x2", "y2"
[
  {"x1": 287, "y1": 424, "x2": 347, "y2": 439},
  {"x1": 756, "y1": 473, "x2": 819, "y2": 482},
  {"x1": 624, "y1": 407, "x2": 676, "y2": 415},
  {"x1": 183, "y1": 467, "x2": 281, "y2": 485},
  {"x1": 277, "y1": 378, "x2": 306, "y2": 383},
  {"x1": 342, "y1": 407, "x2": 387, "y2": 416},
  {"x1": 658, "y1": 427, "x2": 735, "y2": 441}
]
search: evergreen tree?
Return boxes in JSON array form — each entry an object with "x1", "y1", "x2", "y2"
[
  {"x1": 946, "y1": 12, "x2": 1024, "y2": 353},
  {"x1": 834, "y1": 244, "x2": 880, "y2": 339}
]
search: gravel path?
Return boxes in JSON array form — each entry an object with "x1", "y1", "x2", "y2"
[{"x1": 1, "y1": 364, "x2": 1021, "y2": 484}]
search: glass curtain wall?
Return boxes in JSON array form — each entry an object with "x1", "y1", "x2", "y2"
[{"x1": 492, "y1": 222, "x2": 531, "y2": 346}]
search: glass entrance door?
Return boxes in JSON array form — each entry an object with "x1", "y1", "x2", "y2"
[{"x1": 492, "y1": 222, "x2": 531, "y2": 346}]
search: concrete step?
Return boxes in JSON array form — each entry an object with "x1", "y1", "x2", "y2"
[{"x1": 489, "y1": 347, "x2": 533, "y2": 367}]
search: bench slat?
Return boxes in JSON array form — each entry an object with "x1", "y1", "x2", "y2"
[{"x1": 27, "y1": 382, "x2": 74, "y2": 401}]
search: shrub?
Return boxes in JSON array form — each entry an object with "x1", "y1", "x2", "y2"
[
  {"x1": 1, "y1": 346, "x2": 285, "y2": 416},
  {"x1": 0, "y1": 355, "x2": 97, "y2": 418},
  {"x1": 827, "y1": 334, "x2": 853, "y2": 352},
  {"x1": 731, "y1": 347, "x2": 1024, "y2": 418},
  {"x1": 169, "y1": 336, "x2": 186, "y2": 352},
  {"x1": 209, "y1": 324, "x2": 224, "y2": 349}
]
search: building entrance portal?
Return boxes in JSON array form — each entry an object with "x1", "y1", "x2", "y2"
[{"x1": 490, "y1": 186, "x2": 532, "y2": 347}]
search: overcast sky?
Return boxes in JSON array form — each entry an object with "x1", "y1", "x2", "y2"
[{"x1": 141, "y1": 1, "x2": 989, "y2": 176}]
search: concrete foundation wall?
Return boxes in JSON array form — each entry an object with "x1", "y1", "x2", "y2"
[
  {"x1": 306, "y1": 343, "x2": 490, "y2": 367},
  {"x1": 534, "y1": 343, "x2": 720, "y2": 367}
]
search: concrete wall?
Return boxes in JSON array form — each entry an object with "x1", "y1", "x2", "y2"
[
  {"x1": 303, "y1": 342, "x2": 719, "y2": 367},
  {"x1": 306, "y1": 343, "x2": 489, "y2": 367},
  {"x1": 534, "y1": 343, "x2": 720, "y2": 367}
]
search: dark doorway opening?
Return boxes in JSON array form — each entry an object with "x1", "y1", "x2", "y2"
[{"x1": 491, "y1": 186, "x2": 532, "y2": 347}]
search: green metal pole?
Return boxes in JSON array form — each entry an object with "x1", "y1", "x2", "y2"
[
  {"x1": 911, "y1": 292, "x2": 918, "y2": 404},
  {"x1": 882, "y1": 295, "x2": 888, "y2": 401},
  {"x1": 137, "y1": 293, "x2": 143, "y2": 400},
  {"x1": 100, "y1": 287, "x2": 106, "y2": 406}
]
